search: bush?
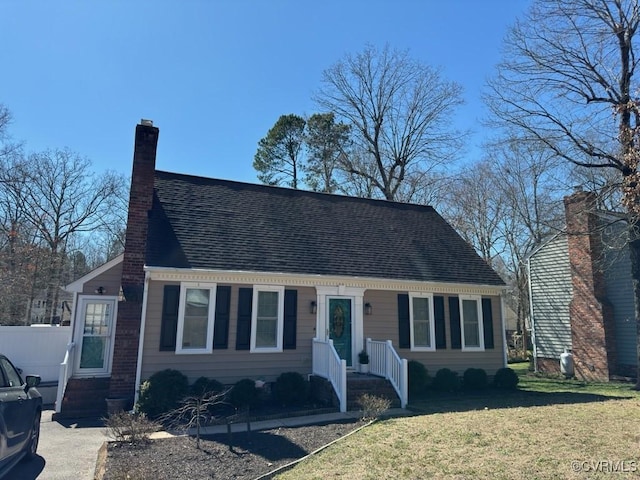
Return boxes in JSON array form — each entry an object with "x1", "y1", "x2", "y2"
[
  {"x1": 433, "y1": 368, "x2": 460, "y2": 392},
  {"x1": 408, "y1": 360, "x2": 430, "y2": 396},
  {"x1": 463, "y1": 368, "x2": 488, "y2": 390},
  {"x1": 274, "y1": 372, "x2": 309, "y2": 406},
  {"x1": 103, "y1": 411, "x2": 160, "y2": 444},
  {"x1": 136, "y1": 369, "x2": 189, "y2": 418},
  {"x1": 494, "y1": 367, "x2": 519, "y2": 390},
  {"x1": 229, "y1": 378, "x2": 259, "y2": 409},
  {"x1": 357, "y1": 394, "x2": 391, "y2": 420},
  {"x1": 190, "y1": 377, "x2": 224, "y2": 396}
]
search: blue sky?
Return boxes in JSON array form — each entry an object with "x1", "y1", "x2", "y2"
[{"x1": 2, "y1": 1, "x2": 530, "y2": 183}]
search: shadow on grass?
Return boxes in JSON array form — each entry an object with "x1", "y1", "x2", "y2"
[
  {"x1": 408, "y1": 388, "x2": 634, "y2": 415},
  {"x1": 203, "y1": 430, "x2": 308, "y2": 461}
]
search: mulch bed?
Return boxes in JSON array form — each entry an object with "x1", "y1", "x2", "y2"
[{"x1": 101, "y1": 419, "x2": 363, "y2": 480}]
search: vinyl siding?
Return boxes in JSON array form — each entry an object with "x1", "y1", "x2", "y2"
[
  {"x1": 602, "y1": 224, "x2": 637, "y2": 367},
  {"x1": 141, "y1": 281, "x2": 316, "y2": 385},
  {"x1": 80, "y1": 261, "x2": 123, "y2": 296},
  {"x1": 529, "y1": 234, "x2": 573, "y2": 359},
  {"x1": 363, "y1": 290, "x2": 505, "y2": 375}
]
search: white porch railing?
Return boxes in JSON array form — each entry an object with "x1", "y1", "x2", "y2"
[
  {"x1": 367, "y1": 338, "x2": 408, "y2": 408},
  {"x1": 312, "y1": 338, "x2": 347, "y2": 412},
  {"x1": 55, "y1": 342, "x2": 75, "y2": 413}
]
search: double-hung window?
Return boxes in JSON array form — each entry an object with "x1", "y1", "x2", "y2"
[
  {"x1": 251, "y1": 286, "x2": 285, "y2": 352},
  {"x1": 409, "y1": 293, "x2": 435, "y2": 351},
  {"x1": 176, "y1": 283, "x2": 217, "y2": 354},
  {"x1": 460, "y1": 295, "x2": 484, "y2": 351}
]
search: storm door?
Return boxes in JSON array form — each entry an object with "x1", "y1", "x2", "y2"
[{"x1": 74, "y1": 296, "x2": 117, "y2": 376}]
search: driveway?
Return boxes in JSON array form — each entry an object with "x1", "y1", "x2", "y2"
[{"x1": 8, "y1": 409, "x2": 108, "y2": 479}]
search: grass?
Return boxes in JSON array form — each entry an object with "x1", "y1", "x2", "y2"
[{"x1": 276, "y1": 363, "x2": 640, "y2": 479}]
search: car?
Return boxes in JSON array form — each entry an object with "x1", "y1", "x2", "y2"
[{"x1": 0, "y1": 354, "x2": 42, "y2": 479}]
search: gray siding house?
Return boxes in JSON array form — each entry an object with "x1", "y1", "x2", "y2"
[
  {"x1": 55, "y1": 121, "x2": 508, "y2": 417},
  {"x1": 528, "y1": 190, "x2": 637, "y2": 381}
]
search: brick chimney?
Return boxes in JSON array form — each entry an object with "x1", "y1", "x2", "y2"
[
  {"x1": 564, "y1": 189, "x2": 616, "y2": 381},
  {"x1": 109, "y1": 120, "x2": 159, "y2": 402}
]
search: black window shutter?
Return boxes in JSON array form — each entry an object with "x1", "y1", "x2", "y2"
[
  {"x1": 159, "y1": 285, "x2": 180, "y2": 351},
  {"x1": 482, "y1": 298, "x2": 495, "y2": 349},
  {"x1": 449, "y1": 296, "x2": 462, "y2": 349},
  {"x1": 283, "y1": 289, "x2": 297, "y2": 350},
  {"x1": 398, "y1": 294, "x2": 410, "y2": 349},
  {"x1": 213, "y1": 286, "x2": 231, "y2": 349},
  {"x1": 434, "y1": 296, "x2": 446, "y2": 349},
  {"x1": 235, "y1": 288, "x2": 253, "y2": 350}
]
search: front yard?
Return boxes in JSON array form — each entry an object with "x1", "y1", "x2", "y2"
[{"x1": 276, "y1": 364, "x2": 640, "y2": 479}]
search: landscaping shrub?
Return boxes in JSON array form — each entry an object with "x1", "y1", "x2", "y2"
[
  {"x1": 408, "y1": 360, "x2": 430, "y2": 396},
  {"x1": 463, "y1": 368, "x2": 488, "y2": 390},
  {"x1": 433, "y1": 368, "x2": 460, "y2": 392},
  {"x1": 103, "y1": 411, "x2": 160, "y2": 444},
  {"x1": 190, "y1": 377, "x2": 224, "y2": 396},
  {"x1": 357, "y1": 393, "x2": 391, "y2": 420},
  {"x1": 136, "y1": 369, "x2": 189, "y2": 418},
  {"x1": 494, "y1": 367, "x2": 519, "y2": 390},
  {"x1": 229, "y1": 378, "x2": 259, "y2": 409},
  {"x1": 274, "y1": 371, "x2": 309, "y2": 406}
]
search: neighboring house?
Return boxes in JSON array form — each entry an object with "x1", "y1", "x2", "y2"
[
  {"x1": 55, "y1": 121, "x2": 507, "y2": 417},
  {"x1": 528, "y1": 189, "x2": 637, "y2": 381},
  {"x1": 27, "y1": 288, "x2": 72, "y2": 325}
]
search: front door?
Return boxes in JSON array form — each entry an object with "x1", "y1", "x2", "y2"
[
  {"x1": 74, "y1": 297, "x2": 117, "y2": 376},
  {"x1": 328, "y1": 298, "x2": 353, "y2": 367}
]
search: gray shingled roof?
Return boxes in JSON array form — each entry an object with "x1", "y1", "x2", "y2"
[{"x1": 146, "y1": 170, "x2": 505, "y2": 286}]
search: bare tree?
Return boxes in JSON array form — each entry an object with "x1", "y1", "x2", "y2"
[
  {"x1": 486, "y1": 0, "x2": 640, "y2": 382},
  {"x1": 316, "y1": 44, "x2": 465, "y2": 202},
  {"x1": 3, "y1": 149, "x2": 124, "y2": 322}
]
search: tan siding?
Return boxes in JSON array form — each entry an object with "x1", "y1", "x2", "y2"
[
  {"x1": 141, "y1": 281, "x2": 317, "y2": 385},
  {"x1": 363, "y1": 290, "x2": 505, "y2": 376},
  {"x1": 81, "y1": 262, "x2": 123, "y2": 296}
]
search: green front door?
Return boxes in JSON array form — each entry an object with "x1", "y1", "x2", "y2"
[{"x1": 329, "y1": 298, "x2": 352, "y2": 367}]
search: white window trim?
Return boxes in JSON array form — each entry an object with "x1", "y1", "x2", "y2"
[
  {"x1": 409, "y1": 292, "x2": 436, "y2": 352},
  {"x1": 459, "y1": 294, "x2": 485, "y2": 351},
  {"x1": 250, "y1": 285, "x2": 285, "y2": 353},
  {"x1": 175, "y1": 282, "x2": 217, "y2": 355}
]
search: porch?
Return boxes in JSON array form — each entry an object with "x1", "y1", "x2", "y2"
[{"x1": 312, "y1": 337, "x2": 408, "y2": 412}]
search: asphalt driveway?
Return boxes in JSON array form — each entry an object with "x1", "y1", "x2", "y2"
[{"x1": 7, "y1": 409, "x2": 108, "y2": 479}]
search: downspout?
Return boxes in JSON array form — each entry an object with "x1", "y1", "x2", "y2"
[
  {"x1": 133, "y1": 271, "x2": 151, "y2": 407},
  {"x1": 527, "y1": 257, "x2": 537, "y2": 373}
]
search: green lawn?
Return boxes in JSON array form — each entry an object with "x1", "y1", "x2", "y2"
[{"x1": 276, "y1": 364, "x2": 640, "y2": 479}]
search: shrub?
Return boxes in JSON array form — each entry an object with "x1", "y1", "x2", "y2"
[
  {"x1": 494, "y1": 367, "x2": 519, "y2": 390},
  {"x1": 463, "y1": 368, "x2": 488, "y2": 390},
  {"x1": 191, "y1": 377, "x2": 224, "y2": 396},
  {"x1": 357, "y1": 394, "x2": 391, "y2": 420},
  {"x1": 229, "y1": 378, "x2": 259, "y2": 409},
  {"x1": 433, "y1": 368, "x2": 460, "y2": 392},
  {"x1": 274, "y1": 372, "x2": 309, "y2": 406},
  {"x1": 136, "y1": 369, "x2": 189, "y2": 418},
  {"x1": 408, "y1": 360, "x2": 430, "y2": 396},
  {"x1": 103, "y1": 411, "x2": 160, "y2": 444}
]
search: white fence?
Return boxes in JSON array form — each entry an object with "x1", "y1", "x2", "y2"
[{"x1": 0, "y1": 325, "x2": 71, "y2": 381}]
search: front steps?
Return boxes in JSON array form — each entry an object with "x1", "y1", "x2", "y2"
[
  {"x1": 310, "y1": 373, "x2": 401, "y2": 411},
  {"x1": 54, "y1": 377, "x2": 110, "y2": 419}
]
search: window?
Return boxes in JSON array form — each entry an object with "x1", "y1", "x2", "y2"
[
  {"x1": 460, "y1": 295, "x2": 484, "y2": 351},
  {"x1": 409, "y1": 293, "x2": 435, "y2": 351},
  {"x1": 251, "y1": 286, "x2": 284, "y2": 352},
  {"x1": 176, "y1": 283, "x2": 217, "y2": 354}
]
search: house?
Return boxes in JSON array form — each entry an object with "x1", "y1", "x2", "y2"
[
  {"x1": 528, "y1": 189, "x2": 637, "y2": 381},
  {"x1": 55, "y1": 120, "x2": 507, "y2": 417}
]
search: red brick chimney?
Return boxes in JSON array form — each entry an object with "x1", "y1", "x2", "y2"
[
  {"x1": 564, "y1": 189, "x2": 616, "y2": 381},
  {"x1": 109, "y1": 120, "x2": 159, "y2": 402}
]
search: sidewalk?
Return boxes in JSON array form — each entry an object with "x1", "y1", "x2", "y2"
[{"x1": 153, "y1": 407, "x2": 410, "y2": 438}]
